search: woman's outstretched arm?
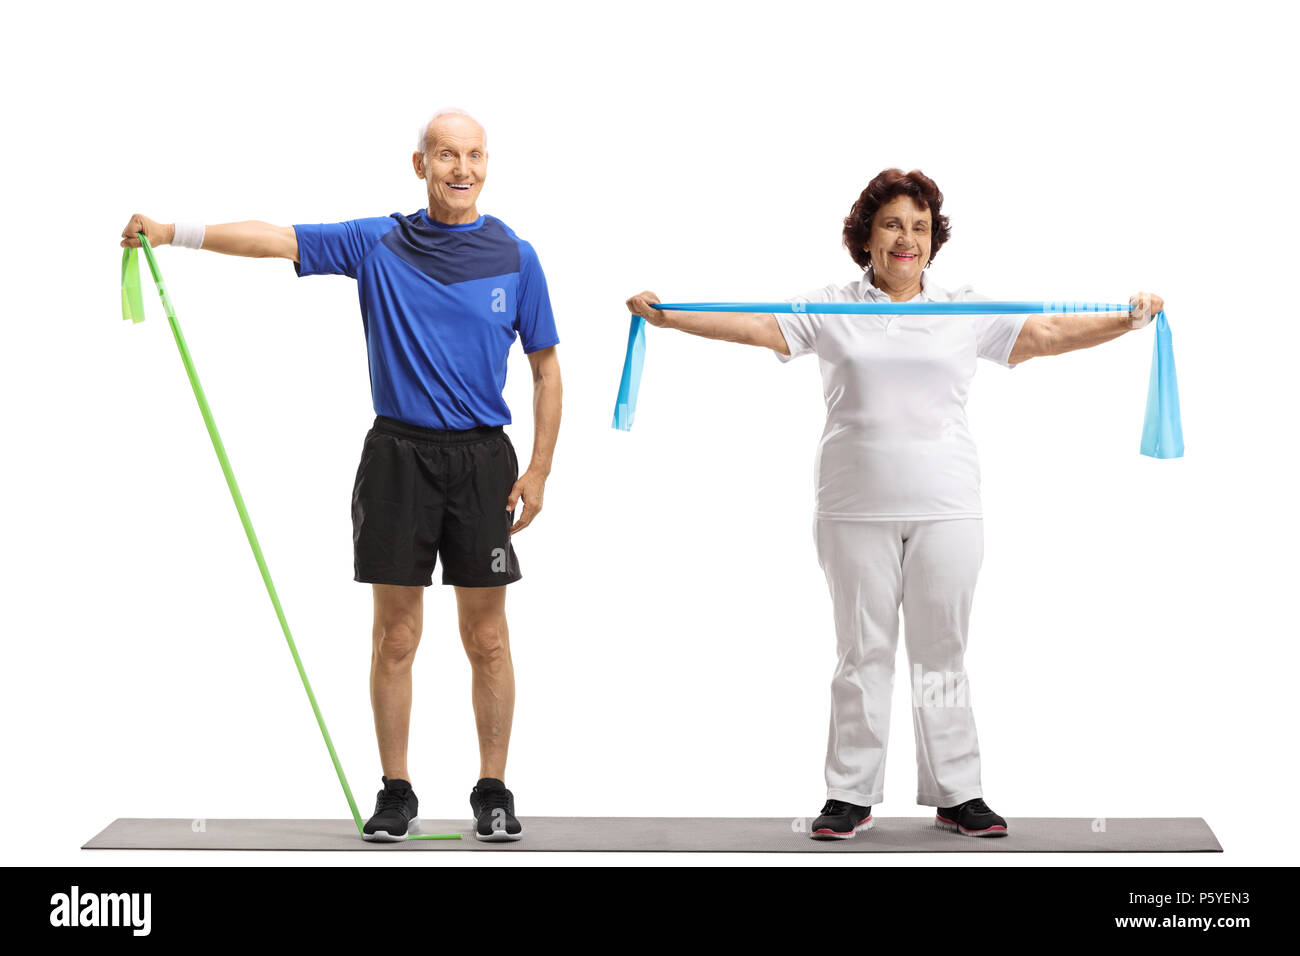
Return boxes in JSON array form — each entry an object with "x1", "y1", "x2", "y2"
[
  {"x1": 1009, "y1": 291, "x2": 1164, "y2": 363},
  {"x1": 625, "y1": 291, "x2": 789, "y2": 353}
]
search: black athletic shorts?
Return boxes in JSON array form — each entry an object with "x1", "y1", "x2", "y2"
[{"x1": 351, "y1": 415, "x2": 522, "y2": 588}]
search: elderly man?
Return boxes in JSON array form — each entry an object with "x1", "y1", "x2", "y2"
[{"x1": 120, "y1": 108, "x2": 562, "y2": 842}]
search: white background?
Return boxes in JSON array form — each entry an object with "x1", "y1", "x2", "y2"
[{"x1": 3, "y1": 0, "x2": 1297, "y2": 867}]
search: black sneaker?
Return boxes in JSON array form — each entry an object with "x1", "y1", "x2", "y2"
[
  {"x1": 935, "y1": 797, "x2": 1008, "y2": 837},
  {"x1": 811, "y1": 799, "x2": 874, "y2": 839},
  {"x1": 362, "y1": 776, "x2": 419, "y2": 842},
  {"x1": 469, "y1": 777, "x2": 522, "y2": 842}
]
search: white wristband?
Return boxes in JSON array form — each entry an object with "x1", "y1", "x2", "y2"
[{"x1": 171, "y1": 222, "x2": 205, "y2": 250}]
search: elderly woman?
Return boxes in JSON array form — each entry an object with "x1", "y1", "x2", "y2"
[{"x1": 626, "y1": 168, "x2": 1162, "y2": 840}]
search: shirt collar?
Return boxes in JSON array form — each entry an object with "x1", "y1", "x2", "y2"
[
  {"x1": 418, "y1": 209, "x2": 485, "y2": 231},
  {"x1": 861, "y1": 263, "x2": 940, "y2": 302}
]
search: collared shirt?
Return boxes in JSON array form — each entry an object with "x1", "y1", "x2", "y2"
[
  {"x1": 773, "y1": 266, "x2": 1027, "y2": 520},
  {"x1": 293, "y1": 210, "x2": 560, "y2": 430}
]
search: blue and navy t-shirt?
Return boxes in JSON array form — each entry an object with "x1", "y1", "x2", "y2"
[{"x1": 292, "y1": 210, "x2": 560, "y2": 430}]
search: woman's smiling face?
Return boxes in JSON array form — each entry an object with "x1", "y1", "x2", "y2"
[{"x1": 865, "y1": 194, "x2": 933, "y2": 281}]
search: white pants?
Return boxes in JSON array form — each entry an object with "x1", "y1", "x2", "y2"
[{"x1": 813, "y1": 517, "x2": 985, "y2": 808}]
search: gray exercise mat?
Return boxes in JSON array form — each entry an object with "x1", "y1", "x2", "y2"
[{"x1": 83, "y1": 816, "x2": 1221, "y2": 852}]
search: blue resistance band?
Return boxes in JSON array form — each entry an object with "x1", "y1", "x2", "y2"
[
  {"x1": 612, "y1": 313, "x2": 646, "y2": 431},
  {"x1": 1140, "y1": 311, "x2": 1183, "y2": 458},
  {"x1": 612, "y1": 301, "x2": 1183, "y2": 459}
]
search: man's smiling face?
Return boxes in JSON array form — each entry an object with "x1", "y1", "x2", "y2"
[{"x1": 413, "y1": 113, "x2": 488, "y2": 224}]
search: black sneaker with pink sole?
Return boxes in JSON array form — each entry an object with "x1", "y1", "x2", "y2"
[
  {"x1": 935, "y1": 797, "x2": 1008, "y2": 837},
  {"x1": 810, "y1": 799, "x2": 874, "y2": 839}
]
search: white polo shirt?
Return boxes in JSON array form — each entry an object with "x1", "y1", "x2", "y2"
[{"x1": 774, "y1": 267, "x2": 1028, "y2": 520}]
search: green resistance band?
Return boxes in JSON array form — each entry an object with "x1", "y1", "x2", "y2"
[{"x1": 121, "y1": 236, "x2": 460, "y2": 842}]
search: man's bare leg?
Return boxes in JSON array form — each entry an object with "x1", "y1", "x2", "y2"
[
  {"x1": 370, "y1": 583, "x2": 424, "y2": 782},
  {"x1": 454, "y1": 585, "x2": 513, "y2": 780}
]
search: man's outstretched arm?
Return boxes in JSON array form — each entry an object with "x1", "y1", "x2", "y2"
[{"x1": 120, "y1": 213, "x2": 298, "y2": 261}]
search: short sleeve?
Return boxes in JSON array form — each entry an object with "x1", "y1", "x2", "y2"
[
  {"x1": 774, "y1": 283, "x2": 839, "y2": 363},
  {"x1": 515, "y1": 242, "x2": 560, "y2": 354},
  {"x1": 956, "y1": 285, "x2": 1029, "y2": 369},
  {"x1": 292, "y1": 216, "x2": 395, "y2": 280}
]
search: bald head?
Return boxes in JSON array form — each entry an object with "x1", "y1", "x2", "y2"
[{"x1": 417, "y1": 108, "x2": 487, "y2": 154}]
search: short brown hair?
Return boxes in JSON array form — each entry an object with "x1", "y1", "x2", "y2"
[{"x1": 842, "y1": 168, "x2": 952, "y2": 271}]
